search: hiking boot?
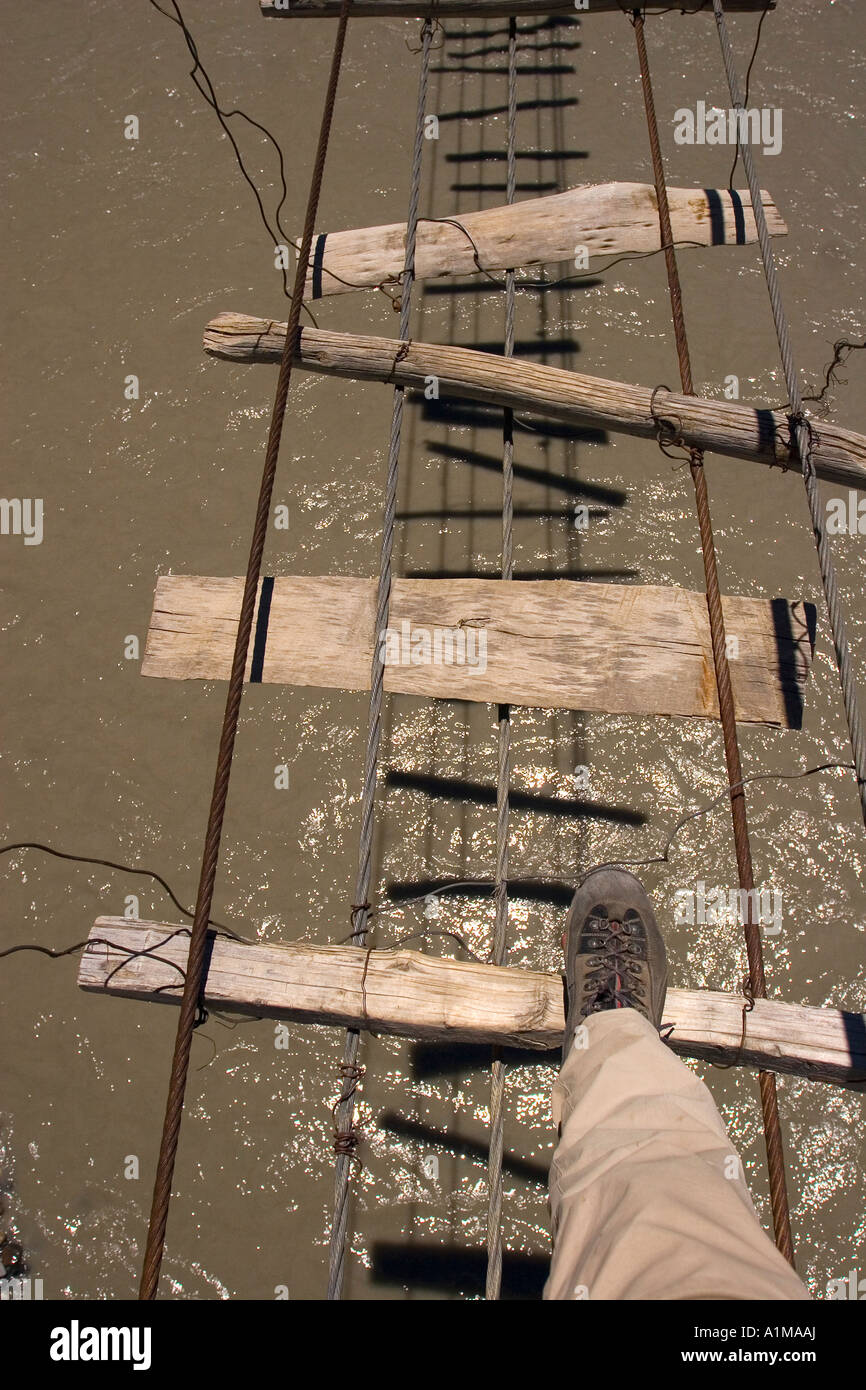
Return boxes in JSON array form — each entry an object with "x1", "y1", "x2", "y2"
[{"x1": 562, "y1": 867, "x2": 667, "y2": 1062}]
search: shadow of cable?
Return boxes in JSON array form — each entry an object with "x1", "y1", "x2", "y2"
[
  {"x1": 447, "y1": 16, "x2": 580, "y2": 40},
  {"x1": 444, "y1": 148, "x2": 587, "y2": 162},
  {"x1": 435, "y1": 97, "x2": 577, "y2": 123},
  {"x1": 431, "y1": 64, "x2": 576, "y2": 78},
  {"x1": 395, "y1": 505, "x2": 607, "y2": 520},
  {"x1": 421, "y1": 276, "x2": 602, "y2": 295},
  {"x1": 385, "y1": 877, "x2": 576, "y2": 908},
  {"x1": 421, "y1": 439, "x2": 624, "y2": 504},
  {"x1": 379, "y1": 1112, "x2": 550, "y2": 1186},
  {"x1": 420, "y1": 405, "x2": 609, "y2": 447},
  {"x1": 470, "y1": 336, "x2": 579, "y2": 357},
  {"x1": 401, "y1": 566, "x2": 637, "y2": 580},
  {"x1": 449, "y1": 180, "x2": 560, "y2": 194},
  {"x1": 451, "y1": 40, "x2": 582, "y2": 58},
  {"x1": 386, "y1": 770, "x2": 646, "y2": 825}
]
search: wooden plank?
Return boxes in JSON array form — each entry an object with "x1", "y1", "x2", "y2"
[
  {"x1": 262, "y1": 1, "x2": 774, "y2": 17},
  {"x1": 79, "y1": 919, "x2": 866, "y2": 1089},
  {"x1": 141, "y1": 575, "x2": 815, "y2": 728},
  {"x1": 299, "y1": 184, "x2": 786, "y2": 300},
  {"x1": 203, "y1": 318, "x2": 866, "y2": 493}
]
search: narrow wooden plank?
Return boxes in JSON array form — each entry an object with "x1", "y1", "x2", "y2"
[
  {"x1": 141, "y1": 575, "x2": 814, "y2": 728},
  {"x1": 299, "y1": 184, "x2": 786, "y2": 299},
  {"x1": 262, "y1": 1, "x2": 774, "y2": 16},
  {"x1": 203, "y1": 318, "x2": 866, "y2": 493},
  {"x1": 79, "y1": 920, "x2": 866, "y2": 1089}
]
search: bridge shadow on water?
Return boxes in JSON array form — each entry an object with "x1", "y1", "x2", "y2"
[
  {"x1": 419, "y1": 435, "x2": 622, "y2": 502},
  {"x1": 370, "y1": 1111, "x2": 555, "y2": 1298},
  {"x1": 385, "y1": 769, "x2": 647, "y2": 826},
  {"x1": 385, "y1": 876, "x2": 576, "y2": 908},
  {"x1": 369, "y1": 1241, "x2": 550, "y2": 1298}
]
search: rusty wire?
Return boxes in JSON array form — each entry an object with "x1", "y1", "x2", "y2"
[
  {"x1": 138, "y1": 0, "x2": 354, "y2": 1301},
  {"x1": 628, "y1": 7, "x2": 794, "y2": 1265}
]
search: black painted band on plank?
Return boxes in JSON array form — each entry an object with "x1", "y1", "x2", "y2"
[
  {"x1": 704, "y1": 187, "x2": 725, "y2": 246},
  {"x1": 312, "y1": 233, "x2": 327, "y2": 300},
  {"x1": 250, "y1": 576, "x2": 275, "y2": 683}
]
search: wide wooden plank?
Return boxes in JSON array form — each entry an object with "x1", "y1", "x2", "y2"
[
  {"x1": 203, "y1": 319, "x2": 866, "y2": 492},
  {"x1": 79, "y1": 919, "x2": 866, "y2": 1089},
  {"x1": 262, "y1": 1, "x2": 774, "y2": 16},
  {"x1": 141, "y1": 575, "x2": 815, "y2": 728},
  {"x1": 300, "y1": 184, "x2": 786, "y2": 299}
]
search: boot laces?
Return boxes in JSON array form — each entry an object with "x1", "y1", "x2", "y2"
[{"x1": 582, "y1": 917, "x2": 647, "y2": 1014}]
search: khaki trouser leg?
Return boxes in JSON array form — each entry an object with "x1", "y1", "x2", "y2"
[{"x1": 544, "y1": 1009, "x2": 810, "y2": 1301}]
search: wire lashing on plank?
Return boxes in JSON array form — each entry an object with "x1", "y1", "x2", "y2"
[
  {"x1": 333, "y1": 1065, "x2": 366, "y2": 1172},
  {"x1": 628, "y1": 7, "x2": 795, "y2": 1265},
  {"x1": 648, "y1": 383, "x2": 694, "y2": 465},
  {"x1": 326, "y1": 17, "x2": 434, "y2": 1303},
  {"x1": 137, "y1": 0, "x2": 354, "y2": 1302},
  {"x1": 712, "y1": 974, "x2": 756, "y2": 1072}
]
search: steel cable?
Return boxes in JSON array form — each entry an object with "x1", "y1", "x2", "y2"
[
  {"x1": 326, "y1": 18, "x2": 434, "y2": 1302},
  {"x1": 485, "y1": 13, "x2": 518, "y2": 1304}
]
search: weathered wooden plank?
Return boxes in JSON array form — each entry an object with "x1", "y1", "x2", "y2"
[
  {"x1": 141, "y1": 575, "x2": 815, "y2": 728},
  {"x1": 79, "y1": 919, "x2": 866, "y2": 1089},
  {"x1": 203, "y1": 318, "x2": 866, "y2": 492},
  {"x1": 298, "y1": 184, "x2": 786, "y2": 300},
  {"x1": 262, "y1": 1, "x2": 774, "y2": 17}
]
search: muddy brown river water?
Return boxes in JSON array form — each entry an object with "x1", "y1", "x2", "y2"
[{"x1": 2, "y1": 0, "x2": 865, "y2": 1300}]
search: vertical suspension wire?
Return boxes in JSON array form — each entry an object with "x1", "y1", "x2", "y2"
[
  {"x1": 485, "y1": 12, "x2": 518, "y2": 1303},
  {"x1": 326, "y1": 19, "x2": 433, "y2": 1303},
  {"x1": 629, "y1": 8, "x2": 794, "y2": 1263},
  {"x1": 711, "y1": 0, "x2": 866, "y2": 830}
]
